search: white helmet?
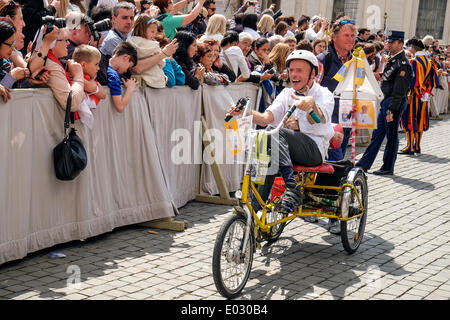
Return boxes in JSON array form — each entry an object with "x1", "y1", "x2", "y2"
[{"x1": 286, "y1": 50, "x2": 319, "y2": 74}]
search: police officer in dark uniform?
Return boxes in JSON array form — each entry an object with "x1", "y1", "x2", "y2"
[{"x1": 356, "y1": 31, "x2": 413, "y2": 176}]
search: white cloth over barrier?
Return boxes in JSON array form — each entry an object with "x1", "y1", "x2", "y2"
[
  {"x1": 430, "y1": 76, "x2": 449, "y2": 116},
  {"x1": 146, "y1": 86, "x2": 202, "y2": 208},
  {"x1": 200, "y1": 83, "x2": 260, "y2": 195},
  {"x1": 0, "y1": 88, "x2": 177, "y2": 265},
  {"x1": 0, "y1": 83, "x2": 260, "y2": 265}
]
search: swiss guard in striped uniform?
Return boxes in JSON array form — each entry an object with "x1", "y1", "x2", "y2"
[{"x1": 399, "y1": 39, "x2": 440, "y2": 155}]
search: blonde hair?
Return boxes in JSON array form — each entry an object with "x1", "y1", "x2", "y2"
[
  {"x1": 269, "y1": 43, "x2": 290, "y2": 71},
  {"x1": 57, "y1": 0, "x2": 69, "y2": 18},
  {"x1": 204, "y1": 14, "x2": 227, "y2": 36},
  {"x1": 283, "y1": 36, "x2": 296, "y2": 44},
  {"x1": 73, "y1": 44, "x2": 101, "y2": 63},
  {"x1": 313, "y1": 20, "x2": 322, "y2": 33},
  {"x1": 70, "y1": 0, "x2": 86, "y2": 13},
  {"x1": 422, "y1": 35, "x2": 434, "y2": 47},
  {"x1": 257, "y1": 14, "x2": 275, "y2": 34}
]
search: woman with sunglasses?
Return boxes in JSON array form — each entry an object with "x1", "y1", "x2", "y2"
[
  {"x1": 0, "y1": 19, "x2": 32, "y2": 89},
  {"x1": 33, "y1": 26, "x2": 85, "y2": 116},
  {"x1": 0, "y1": 0, "x2": 25, "y2": 61}
]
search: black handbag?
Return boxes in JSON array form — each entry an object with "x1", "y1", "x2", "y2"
[{"x1": 53, "y1": 91, "x2": 88, "y2": 181}]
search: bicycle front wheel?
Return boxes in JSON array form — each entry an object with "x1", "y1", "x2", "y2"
[{"x1": 212, "y1": 213, "x2": 254, "y2": 299}]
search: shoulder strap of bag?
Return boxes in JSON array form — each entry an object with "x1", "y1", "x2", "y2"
[
  {"x1": 223, "y1": 51, "x2": 233, "y2": 70},
  {"x1": 64, "y1": 91, "x2": 73, "y2": 137},
  {"x1": 157, "y1": 13, "x2": 169, "y2": 22}
]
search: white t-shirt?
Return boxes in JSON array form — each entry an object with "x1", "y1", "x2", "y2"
[
  {"x1": 220, "y1": 46, "x2": 250, "y2": 79},
  {"x1": 267, "y1": 83, "x2": 335, "y2": 160},
  {"x1": 242, "y1": 27, "x2": 260, "y2": 41},
  {"x1": 284, "y1": 30, "x2": 295, "y2": 38},
  {"x1": 305, "y1": 28, "x2": 324, "y2": 42}
]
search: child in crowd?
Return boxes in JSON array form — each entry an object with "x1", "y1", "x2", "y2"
[
  {"x1": 156, "y1": 35, "x2": 185, "y2": 87},
  {"x1": 107, "y1": 41, "x2": 138, "y2": 113},
  {"x1": 73, "y1": 44, "x2": 106, "y2": 108},
  {"x1": 72, "y1": 44, "x2": 107, "y2": 128},
  {"x1": 129, "y1": 15, "x2": 168, "y2": 88}
]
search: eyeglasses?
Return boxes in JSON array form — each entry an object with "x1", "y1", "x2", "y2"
[
  {"x1": 2, "y1": 40, "x2": 15, "y2": 48},
  {"x1": 56, "y1": 38, "x2": 69, "y2": 42},
  {"x1": 339, "y1": 19, "x2": 355, "y2": 26},
  {"x1": 209, "y1": 7, "x2": 216, "y2": 11}
]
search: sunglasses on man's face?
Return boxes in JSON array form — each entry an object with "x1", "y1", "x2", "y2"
[{"x1": 339, "y1": 19, "x2": 355, "y2": 26}]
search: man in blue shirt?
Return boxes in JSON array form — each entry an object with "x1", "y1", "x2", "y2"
[
  {"x1": 317, "y1": 16, "x2": 357, "y2": 162},
  {"x1": 100, "y1": 2, "x2": 135, "y2": 57}
]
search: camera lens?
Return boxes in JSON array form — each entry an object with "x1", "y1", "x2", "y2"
[
  {"x1": 93, "y1": 19, "x2": 112, "y2": 33},
  {"x1": 55, "y1": 18, "x2": 66, "y2": 28}
]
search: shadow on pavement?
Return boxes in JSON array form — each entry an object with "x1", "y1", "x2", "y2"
[
  {"x1": 0, "y1": 201, "x2": 233, "y2": 300},
  {"x1": 238, "y1": 231, "x2": 408, "y2": 300},
  {"x1": 415, "y1": 154, "x2": 449, "y2": 164},
  {"x1": 391, "y1": 176, "x2": 435, "y2": 191}
]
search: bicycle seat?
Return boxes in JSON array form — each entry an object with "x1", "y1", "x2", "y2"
[{"x1": 293, "y1": 163, "x2": 335, "y2": 174}]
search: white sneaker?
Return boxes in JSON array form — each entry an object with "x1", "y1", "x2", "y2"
[
  {"x1": 304, "y1": 216, "x2": 319, "y2": 223},
  {"x1": 328, "y1": 220, "x2": 341, "y2": 235}
]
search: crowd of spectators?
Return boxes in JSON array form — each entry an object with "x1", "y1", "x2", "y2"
[{"x1": 0, "y1": 0, "x2": 448, "y2": 123}]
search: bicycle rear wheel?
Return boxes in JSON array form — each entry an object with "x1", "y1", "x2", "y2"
[
  {"x1": 212, "y1": 213, "x2": 254, "y2": 299},
  {"x1": 341, "y1": 171, "x2": 368, "y2": 254}
]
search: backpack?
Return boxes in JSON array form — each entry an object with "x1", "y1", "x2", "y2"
[{"x1": 322, "y1": 50, "x2": 334, "y2": 80}]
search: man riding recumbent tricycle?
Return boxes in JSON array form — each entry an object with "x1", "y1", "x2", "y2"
[{"x1": 212, "y1": 50, "x2": 368, "y2": 299}]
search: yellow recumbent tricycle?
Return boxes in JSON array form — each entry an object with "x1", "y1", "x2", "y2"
[{"x1": 212, "y1": 101, "x2": 368, "y2": 299}]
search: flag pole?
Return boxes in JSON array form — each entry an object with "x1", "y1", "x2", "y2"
[{"x1": 351, "y1": 55, "x2": 358, "y2": 166}]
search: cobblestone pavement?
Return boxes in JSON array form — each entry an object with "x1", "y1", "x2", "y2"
[{"x1": 1, "y1": 116, "x2": 449, "y2": 301}]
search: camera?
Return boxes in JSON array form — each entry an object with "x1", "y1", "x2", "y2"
[
  {"x1": 248, "y1": 1, "x2": 255, "y2": 5},
  {"x1": 34, "y1": 69, "x2": 47, "y2": 81},
  {"x1": 267, "y1": 68, "x2": 276, "y2": 75},
  {"x1": 86, "y1": 18, "x2": 112, "y2": 42},
  {"x1": 42, "y1": 16, "x2": 66, "y2": 34}
]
